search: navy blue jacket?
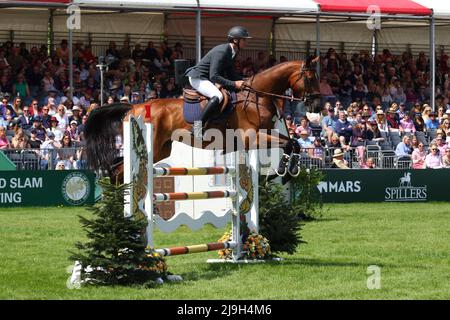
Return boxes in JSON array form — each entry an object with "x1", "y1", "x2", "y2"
[{"x1": 185, "y1": 43, "x2": 241, "y2": 90}]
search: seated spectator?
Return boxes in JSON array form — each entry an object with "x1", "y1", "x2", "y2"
[
  {"x1": 16, "y1": 106, "x2": 33, "y2": 130},
  {"x1": 330, "y1": 148, "x2": 349, "y2": 169},
  {"x1": 422, "y1": 104, "x2": 432, "y2": 122},
  {"x1": 0, "y1": 126, "x2": 9, "y2": 149},
  {"x1": 40, "y1": 131, "x2": 60, "y2": 169},
  {"x1": 386, "y1": 107, "x2": 402, "y2": 133},
  {"x1": 321, "y1": 107, "x2": 336, "y2": 141},
  {"x1": 413, "y1": 112, "x2": 426, "y2": 132},
  {"x1": 397, "y1": 102, "x2": 407, "y2": 120},
  {"x1": 425, "y1": 112, "x2": 440, "y2": 130},
  {"x1": 400, "y1": 112, "x2": 416, "y2": 135},
  {"x1": 375, "y1": 110, "x2": 389, "y2": 135},
  {"x1": 47, "y1": 116, "x2": 63, "y2": 142},
  {"x1": 295, "y1": 116, "x2": 312, "y2": 137},
  {"x1": 395, "y1": 135, "x2": 412, "y2": 158},
  {"x1": 40, "y1": 105, "x2": 52, "y2": 129},
  {"x1": 55, "y1": 160, "x2": 66, "y2": 170},
  {"x1": 442, "y1": 149, "x2": 450, "y2": 168},
  {"x1": 285, "y1": 115, "x2": 297, "y2": 135},
  {"x1": 367, "y1": 120, "x2": 386, "y2": 145},
  {"x1": 361, "y1": 157, "x2": 376, "y2": 169},
  {"x1": 412, "y1": 142, "x2": 426, "y2": 169},
  {"x1": 411, "y1": 135, "x2": 419, "y2": 150},
  {"x1": 57, "y1": 133, "x2": 77, "y2": 169},
  {"x1": 425, "y1": 143, "x2": 443, "y2": 168},
  {"x1": 30, "y1": 117, "x2": 47, "y2": 141},
  {"x1": 297, "y1": 130, "x2": 313, "y2": 149},
  {"x1": 311, "y1": 137, "x2": 324, "y2": 161},
  {"x1": 333, "y1": 110, "x2": 353, "y2": 145},
  {"x1": 433, "y1": 134, "x2": 448, "y2": 155},
  {"x1": 67, "y1": 120, "x2": 80, "y2": 142},
  {"x1": 55, "y1": 105, "x2": 69, "y2": 131},
  {"x1": 29, "y1": 99, "x2": 40, "y2": 117},
  {"x1": 11, "y1": 128, "x2": 30, "y2": 149},
  {"x1": 28, "y1": 129, "x2": 42, "y2": 149},
  {"x1": 440, "y1": 117, "x2": 450, "y2": 135},
  {"x1": 68, "y1": 105, "x2": 83, "y2": 125}
]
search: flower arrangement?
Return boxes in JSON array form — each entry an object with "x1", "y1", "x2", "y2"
[{"x1": 217, "y1": 230, "x2": 272, "y2": 260}]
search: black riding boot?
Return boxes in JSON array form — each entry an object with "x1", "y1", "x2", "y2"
[{"x1": 192, "y1": 96, "x2": 220, "y2": 138}]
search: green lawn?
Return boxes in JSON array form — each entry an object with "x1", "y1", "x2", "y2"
[{"x1": 1, "y1": 203, "x2": 450, "y2": 299}]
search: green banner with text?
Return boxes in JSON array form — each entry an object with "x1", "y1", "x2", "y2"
[
  {"x1": 318, "y1": 169, "x2": 449, "y2": 203},
  {"x1": 0, "y1": 170, "x2": 95, "y2": 207}
]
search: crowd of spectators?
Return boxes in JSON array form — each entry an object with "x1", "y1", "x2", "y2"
[{"x1": 1, "y1": 39, "x2": 450, "y2": 170}]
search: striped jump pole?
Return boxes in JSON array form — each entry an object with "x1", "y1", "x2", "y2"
[
  {"x1": 153, "y1": 190, "x2": 237, "y2": 202},
  {"x1": 155, "y1": 241, "x2": 236, "y2": 257},
  {"x1": 153, "y1": 166, "x2": 235, "y2": 176}
]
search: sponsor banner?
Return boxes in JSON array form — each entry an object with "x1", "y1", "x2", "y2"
[
  {"x1": 0, "y1": 170, "x2": 95, "y2": 207},
  {"x1": 317, "y1": 169, "x2": 448, "y2": 203}
]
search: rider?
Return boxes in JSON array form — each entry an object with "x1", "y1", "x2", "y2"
[{"x1": 185, "y1": 26, "x2": 251, "y2": 137}]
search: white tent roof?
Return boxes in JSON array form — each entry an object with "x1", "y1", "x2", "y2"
[
  {"x1": 73, "y1": 0, "x2": 319, "y2": 14},
  {"x1": 413, "y1": 0, "x2": 450, "y2": 18}
]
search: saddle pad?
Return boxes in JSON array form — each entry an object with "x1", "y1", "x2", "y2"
[{"x1": 183, "y1": 101, "x2": 202, "y2": 124}]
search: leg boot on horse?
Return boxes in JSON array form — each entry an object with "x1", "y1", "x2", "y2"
[{"x1": 192, "y1": 96, "x2": 221, "y2": 139}]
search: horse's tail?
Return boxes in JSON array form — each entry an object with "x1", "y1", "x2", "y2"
[{"x1": 85, "y1": 103, "x2": 132, "y2": 171}]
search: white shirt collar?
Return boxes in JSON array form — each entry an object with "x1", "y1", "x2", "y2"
[{"x1": 229, "y1": 43, "x2": 237, "y2": 59}]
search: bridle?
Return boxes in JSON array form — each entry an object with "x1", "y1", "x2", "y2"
[{"x1": 241, "y1": 61, "x2": 318, "y2": 103}]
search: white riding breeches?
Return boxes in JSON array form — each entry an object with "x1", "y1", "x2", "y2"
[{"x1": 188, "y1": 77, "x2": 224, "y2": 102}]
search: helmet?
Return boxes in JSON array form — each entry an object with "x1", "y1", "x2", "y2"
[{"x1": 227, "y1": 26, "x2": 252, "y2": 42}]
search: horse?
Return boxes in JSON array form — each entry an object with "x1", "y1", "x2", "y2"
[{"x1": 85, "y1": 59, "x2": 321, "y2": 184}]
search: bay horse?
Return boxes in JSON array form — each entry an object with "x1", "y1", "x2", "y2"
[{"x1": 85, "y1": 59, "x2": 321, "y2": 184}]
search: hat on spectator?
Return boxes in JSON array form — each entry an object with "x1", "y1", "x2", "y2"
[
  {"x1": 388, "y1": 108, "x2": 396, "y2": 113},
  {"x1": 32, "y1": 116, "x2": 41, "y2": 122},
  {"x1": 120, "y1": 96, "x2": 130, "y2": 103},
  {"x1": 332, "y1": 149, "x2": 345, "y2": 158},
  {"x1": 50, "y1": 116, "x2": 58, "y2": 123},
  {"x1": 446, "y1": 109, "x2": 450, "y2": 114},
  {"x1": 47, "y1": 131, "x2": 55, "y2": 139},
  {"x1": 376, "y1": 110, "x2": 384, "y2": 115},
  {"x1": 399, "y1": 102, "x2": 406, "y2": 107},
  {"x1": 72, "y1": 105, "x2": 81, "y2": 111},
  {"x1": 48, "y1": 86, "x2": 58, "y2": 94},
  {"x1": 429, "y1": 111, "x2": 436, "y2": 116},
  {"x1": 70, "y1": 120, "x2": 78, "y2": 125},
  {"x1": 132, "y1": 92, "x2": 140, "y2": 96},
  {"x1": 285, "y1": 114, "x2": 292, "y2": 120},
  {"x1": 362, "y1": 112, "x2": 371, "y2": 118},
  {"x1": 30, "y1": 129, "x2": 37, "y2": 135},
  {"x1": 300, "y1": 130, "x2": 308, "y2": 136},
  {"x1": 48, "y1": 97, "x2": 56, "y2": 106}
]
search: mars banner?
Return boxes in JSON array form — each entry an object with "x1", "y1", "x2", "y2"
[{"x1": 318, "y1": 169, "x2": 449, "y2": 203}]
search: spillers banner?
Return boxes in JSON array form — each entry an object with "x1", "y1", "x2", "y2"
[
  {"x1": 317, "y1": 169, "x2": 449, "y2": 203},
  {"x1": 0, "y1": 170, "x2": 95, "y2": 207}
]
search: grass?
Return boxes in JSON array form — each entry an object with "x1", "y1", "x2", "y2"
[{"x1": 1, "y1": 203, "x2": 450, "y2": 299}]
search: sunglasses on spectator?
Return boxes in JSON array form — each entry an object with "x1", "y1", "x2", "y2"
[
  {"x1": 431, "y1": 148, "x2": 438, "y2": 151},
  {"x1": 23, "y1": 109, "x2": 29, "y2": 112}
]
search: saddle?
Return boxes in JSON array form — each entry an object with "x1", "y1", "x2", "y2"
[{"x1": 182, "y1": 85, "x2": 234, "y2": 124}]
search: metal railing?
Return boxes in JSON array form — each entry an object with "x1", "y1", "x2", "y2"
[{"x1": 1, "y1": 147, "x2": 87, "y2": 170}]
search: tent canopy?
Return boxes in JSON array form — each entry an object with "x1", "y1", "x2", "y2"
[
  {"x1": 73, "y1": 0, "x2": 319, "y2": 14},
  {"x1": 315, "y1": 0, "x2": 431, "y2": 15}
]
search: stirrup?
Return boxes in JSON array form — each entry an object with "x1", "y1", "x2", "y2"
[{"x1": 275, "y1": 153, "x2": 290, "y2": 177}]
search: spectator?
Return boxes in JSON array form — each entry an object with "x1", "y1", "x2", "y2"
[
  {"x1": 295, "y1": 116, "x2": 312, "y2": 137},
  {"x1": 425, "y1": 143, "x2": 443, "y2": 168},
  {"x1": 29, "y1": 99, "x2": 40, "y2": 117},
  {"x1": 333, "y1": 110, "x2": 353, "y2": 145},
  {"x1": 433, "y1": 134, "x2": 448, "y2": 155},
  {"x1": 361, "y1": 157, "x2": 376, "y2": 169},
  {"x1": 11, "y1": 128, "x2": 30, "y2": 149},
  {"x1": 386, "y1": 107, "x2": 402, "y2": 133},
  {"x1": 68, "y1": 105, "x2": 83, "y2": 125},
  {"x1": 422, "y1": 104, "x2": 432, "y2": 122},
  {"x1": 12, "y1": 74, "x2": 30, "y2": 99},
  {"x1": 442, "y1": 149, "x2": 450, "y2": 168},
  {"x1": 297, "y1": 130, "x2": 313, "y2": 149},
  {"x1": 30, "y1": 117, "x2": 47, "y2": 141},
  {"x1": 55, "y1": 160, "x2": 66, "y2": 170},
  {"x1": 16, "y1": 106, "x2": 33, "y2": 130},
  {"x1": 67, "y1": 120, "x2": 80, "y2": 142},
  {"x1": 0, "y1": 126, "x2": 9, "y2": 149},
  {"x1": 40, "y1": 105, "x2": 52, "y2": 129},
  {"x1": 40, "y1": 131, "x2": 60, "y2": 169},
  {"x1": 413, "y1": 112, "x2": 426, "y2": 132},
  {"x1": 330, "y1": 148, "x2": 349, "y2": 169},
  {"x1": 425, "y1": 112, "x2": 440, "y2": 130},
  {"x1": 321, "y1": 107, "x2": 337, "y2": 141},
  {"x1": 47, "y1": 116, "x2": 63, "y2": 142},
  {"x1": 57, "y1": 133, "x2": 77, "y2": 169},
  {"x1": 395, "y1": 135, "x2": 412, "y2": 158},
  {"x1": 12, "y1": 96, "x2": 24, "y2": 116},
  {"x1": 441, "y1": 118, "x2": 450, "y2": 135},
  {"x1": 412, "y1": 142, "x2": 427, "y2": 169},
  {"x1": 400, "y1": 112, "x2": 416, "y2": 135},
  {"x1": 54, "y1": 105, "x2": 69, "y2": 131},
  {"x1": 28, "y1": 129, "x2": 42, "y2": 149},
  {"x1": 375, "y1": 109, "x2": 389, "y2": 135},
  {"x1": 311, "y1": 137, "x2": 324, "y2": 162}
]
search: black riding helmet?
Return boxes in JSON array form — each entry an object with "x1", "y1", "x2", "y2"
[{"x1": 227, "y1": 26, "x2": 252, "y2": 42}]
